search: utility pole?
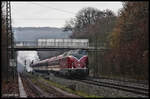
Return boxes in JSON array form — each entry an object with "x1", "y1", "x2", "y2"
[
  {"x1": 6, "y1": 1, "x2": 15, "y2": 81},
  {"x1": 93, "y1": 33, "x2": 98, "y2": 77},
  {"x1": 95, "y1": 34, "x2": 98, "y2": 77}
]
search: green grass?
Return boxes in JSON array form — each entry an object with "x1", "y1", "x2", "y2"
[
  {"x1": 40, "y1": 77, "x2": 102, "y2": 98},
  {"x1": 28, "y1": 73, "x2": 102, "y2": 98},
  {"x1": 27, "y1": 72, "x2": 102, "y2": 98},
  {"x1": 27, "y1": 73, "x2": 53, "y2": 93}
]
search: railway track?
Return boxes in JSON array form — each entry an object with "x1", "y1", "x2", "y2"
[
  {"x1": 90, "y1": 76, "x2": 148, "y2": 85},
  {"x1": 79, "y1": 78, "x2": 149, "y2": 96},
  {"x1": 31, "y1": 72, "x2": 149, "y2": 97},
  {"x1": 20, "y1": 73, "x2": 50, "y2": 97},
  {"x1": 23, "y1": 72, "x2": 80, "y2": 98}
]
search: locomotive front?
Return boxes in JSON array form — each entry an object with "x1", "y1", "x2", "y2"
[{"x1": 66, "y1": 49, "x2": 89, "y2": 78}]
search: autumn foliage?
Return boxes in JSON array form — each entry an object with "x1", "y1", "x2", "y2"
[
  {"x1": 64, "y1": 2, "x2": 149, "y2": 80},
  {"x1": 108, "y1": 2, "x2": 149, "y2": 79}
]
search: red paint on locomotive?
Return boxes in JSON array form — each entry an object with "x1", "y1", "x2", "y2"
[
  {"x1": 30, "y1": 49, "x2": 89, "y2": 77},
  {"x1": 68, "y1": 55, "x2": 88, "y2": 68}
]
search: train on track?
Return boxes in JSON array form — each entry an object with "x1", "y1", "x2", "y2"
[{"x1": 30, "y1": 49, "x2": 89, "y2": 78}]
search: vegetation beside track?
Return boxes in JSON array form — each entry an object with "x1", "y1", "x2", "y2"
[{"x1": 27, "y1": 73, "x2": 102, "y2": 98}]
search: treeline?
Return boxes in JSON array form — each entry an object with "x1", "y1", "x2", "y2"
[
  {"x1": 64, "y1": 2, "x2": 149, "y2": 80},
  {"x1": 64, "y1": 7, "x2": 117, "y2": 47},
  {"x1": 107, "y1": 2, "x2": 149, "y2": 80}
]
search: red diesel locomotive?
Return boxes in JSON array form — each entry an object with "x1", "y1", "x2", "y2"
[{"x1": 30, "y1": 49, "x2": 89, "y2": 78}]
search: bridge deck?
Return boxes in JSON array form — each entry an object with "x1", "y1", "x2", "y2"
[
  {"x1": 13, "y1": 46, "x2": 107, "y2": 51},
  {"x1": 12, "y1": 40, "x2": 107, "y2": 51}
]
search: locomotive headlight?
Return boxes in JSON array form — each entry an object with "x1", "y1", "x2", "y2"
[{"x1": 72, "y1": 62, "x2": 74, "y2": 69}]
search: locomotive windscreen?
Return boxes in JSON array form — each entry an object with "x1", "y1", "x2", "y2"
[
  {"x1": 78, "y1": 50, "x2": 87, "y2": 55},
  {"x1": 70, "y1": 50, "x2": 87, "y2": 59},
  {"x1": 71, "y1": 54, "x2": 83, "y2": 59}
]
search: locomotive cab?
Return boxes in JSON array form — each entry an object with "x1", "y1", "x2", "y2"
[{"x1": 65, "y1": 49, "x2": 89, "y2": 78}]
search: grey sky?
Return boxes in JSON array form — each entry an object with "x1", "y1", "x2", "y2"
[{"x1": 11, "y1": 2, "x2": 123, "y2": 28}]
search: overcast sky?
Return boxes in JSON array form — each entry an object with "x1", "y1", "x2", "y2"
[{"x1": 11, "y1": 2, "x2": 123, "y2": 28}]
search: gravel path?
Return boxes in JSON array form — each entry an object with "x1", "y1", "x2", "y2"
[
  {"x1": 21, "y1": 74, "x2": 39, "y2": 97},
  {"x1": 18, "y1": 73, "x2": 27, "y2": 97}
]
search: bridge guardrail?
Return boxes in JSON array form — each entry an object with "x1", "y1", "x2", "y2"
[{"x1": 14, "y1": 41, "x2": 107, "y2": 50}]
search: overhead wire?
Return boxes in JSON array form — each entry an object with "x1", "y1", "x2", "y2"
[
  {"x1": 12, "y1": 18, "x2": 69, "y2": 20},
  {"x1": 11, "y1": 2, "x2": 75, "y2": 27},
  {"x1": 12, "y1": 3, "x2": 75, "y2": 21},
  {"x1": 29, "y1": 2, "x2": 76, "y2": 15}
]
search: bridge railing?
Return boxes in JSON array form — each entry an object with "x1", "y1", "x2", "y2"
[
  {"x1": 14, "y1": 41, "x2": 107, "y2": 50},
  {"x1": 15, "y1": 41, "x2": 38, "y2": 47},
  {"x1": 14, "y1": 41, "x2": 89, "y2": 48}
]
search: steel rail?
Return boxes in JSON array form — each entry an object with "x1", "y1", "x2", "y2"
[{"x1": 79, "y1": 79, "x2": 149, "y2": 96}]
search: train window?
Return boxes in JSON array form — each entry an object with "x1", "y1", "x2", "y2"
[
  {"x1": 53, "y1": 61, "x2": 56, "y2": 65},
  {"x1": 55, "y1": 60, "x2": 59, "y2": 65},
  {"x1": 39, "y1": 63, "x2": 42, "y2": 66},
  {"x1": 51, "y1": 61, "x2": 54, "y2": 65},
  {"x1": 44, "y1": 62, "x2": 48, "y2": 66},
  {"x1": 48, "y1": 61, "x2": 53, "y2": 66}
]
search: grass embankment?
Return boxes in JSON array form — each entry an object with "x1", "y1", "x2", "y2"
[{"x1": 27, "y1": 73, "x2": 102, "y2": 98}]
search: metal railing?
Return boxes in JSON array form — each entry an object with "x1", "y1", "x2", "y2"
[
  {"x1": 14, "y1": 41, "x2": 107, "y2": 50},
  {"x1": 14, "y1": 41, "x2": 89, "y2": 48}
]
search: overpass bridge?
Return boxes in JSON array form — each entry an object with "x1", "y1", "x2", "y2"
[{"x1": 12, "y1": 39, "x2": 107, "y2": 51}]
